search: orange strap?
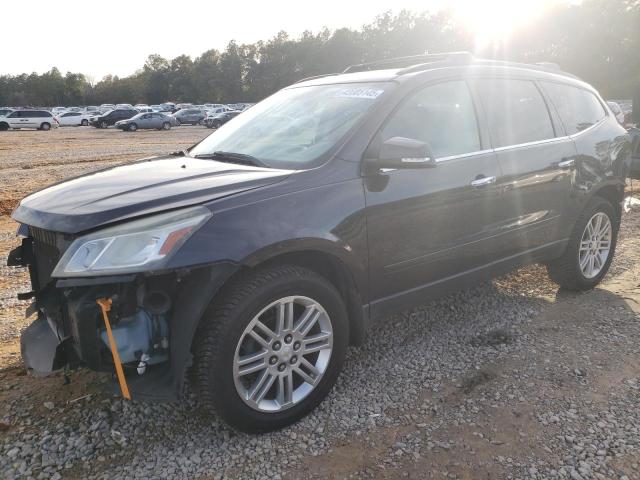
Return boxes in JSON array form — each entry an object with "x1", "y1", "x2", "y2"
[{"x1": 96, "y1": 298, "x2": 131, "y2": 400}]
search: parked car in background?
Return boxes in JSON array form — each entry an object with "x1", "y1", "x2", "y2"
[
  {"x1": 161, "y1": 102, "x2": 176, "y2": 112},
  {"x1": 607, "y1": 101, "x2": 626, "y2": 125},
  {"x1": 136, "y1": 107, "x2": 154, "y2": 113},
  {"x1": 99, "y1": 104, "x2": 115, "y2": 112},
  {"x1": 204, "y1": 110, "x2": 242, "y2": 128},
  {"x1": 115, "y1": 112, "x2": 178, "y2": 131},
  {"x1": 116, "y1": 103, "x2": 134, "y2": 109},
  {"x1": 55, "y1": 111, "x2": 90, "y2": 127},
  {"x1": 0, "y1": 109, "x2": 58, "y2": 130},
  {"x1": 171, "y1": 108, "x2": 205, "y2": 125},
  {"x1": 84, "y1": 106, "x2": 99, "y2": 113},
  {"x1": 205, "y1": 106, "x2": 232, "y2": 118},
  {"x1": 51, "y1": 107, "x2": 67, "y2": 116},
  {"x1": 90, "y1": 108, "x2": 138, "y2": 128},
  {"x1": 176, "y1": 103, "x2": 194, "y2": 111}
]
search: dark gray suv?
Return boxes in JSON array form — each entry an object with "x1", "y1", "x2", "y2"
[{"x1": 8, "y1": 53, "x2": 631, "y2": 432}]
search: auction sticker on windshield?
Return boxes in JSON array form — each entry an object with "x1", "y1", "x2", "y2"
[{"x1": 334, "y1": 88, "x2": 384, "y2": 99}]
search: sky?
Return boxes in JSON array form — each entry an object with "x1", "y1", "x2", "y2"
[{"x1": 1, "y1": 0, "x2": 559, "y2": 80}]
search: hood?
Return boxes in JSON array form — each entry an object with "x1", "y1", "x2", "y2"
[{"x1": 12, "y1": 155, "x2": 292, "y2": 234}]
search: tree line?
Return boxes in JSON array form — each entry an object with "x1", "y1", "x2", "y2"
[{"x1": 0, "y1": 0, "x2": 638, "y2": 107}]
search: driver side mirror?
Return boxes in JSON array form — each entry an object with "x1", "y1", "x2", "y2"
[{"x1": 375, "y1": 137, "x2": 436, "y2": 169}]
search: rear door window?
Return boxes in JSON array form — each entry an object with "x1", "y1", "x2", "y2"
[
  {"x1": 541, "y1": 82, "x2": 606, "y2": 134},
  {"x1": 380, "y1": 80, "x2": 481, "y2": 158},
  {"x1": 476, "y1": 79, "x2": 555, "y2": 148}
]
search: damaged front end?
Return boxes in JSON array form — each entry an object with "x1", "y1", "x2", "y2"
[{"x1": 8, "y1": 209, "x2": 234, "y2": 401}]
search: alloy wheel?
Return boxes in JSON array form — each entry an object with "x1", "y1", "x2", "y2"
[
  {"x1": 578, "y1": 212, "x2": 612, "y2": 279},
  {"x1": 233, "y1": 296, "x2": 333, "y2": 413}
]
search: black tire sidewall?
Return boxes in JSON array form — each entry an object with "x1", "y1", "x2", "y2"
[
  {"x1": 564, "y1": 197, "x2": 619, "y2": 289},
  {"x1": 200, "y1": 269, "x2": 348, "y2": 432}
]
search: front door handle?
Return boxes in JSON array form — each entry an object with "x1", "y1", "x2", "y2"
[
  {"x1": 558, "y1": 159, "x2": 575, "y2": 169},
  {"x1": 470, "y1": 175, "x2": 496, "y2": 187}
]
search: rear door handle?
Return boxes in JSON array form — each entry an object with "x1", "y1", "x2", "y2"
[
  {"x1": 558, "y1": 159, "x2": 575, "y2": 169},
  {"x1": 470, "y1": 175, "x2": 496, "y2": 187}
]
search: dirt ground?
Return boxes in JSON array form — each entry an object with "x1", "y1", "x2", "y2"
[{"x1": 1, "y1": 127, "x2": 639, "y2": 479}]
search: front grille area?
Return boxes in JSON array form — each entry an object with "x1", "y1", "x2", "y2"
[
  {"x1": 28, "y1": 227, "x2": 62, "y2": 290},
  {"x1": 29, "y1": 226, "x2": 57, "y2": 246}
]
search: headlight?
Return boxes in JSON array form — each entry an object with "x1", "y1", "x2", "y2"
[{"x1": 52, "y1": 206, "x2": 211, "y2": 277}]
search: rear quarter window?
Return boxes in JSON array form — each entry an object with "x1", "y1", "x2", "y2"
[
  {"x1": 476, "y1": 79, "x2": 555, "y2": 148},
  {"x1": 541, "y1": 82, "x2": 606, "y2": 134}
]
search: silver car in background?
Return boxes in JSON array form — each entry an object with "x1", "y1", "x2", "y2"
[{"x1": 115, "y1": 112, "x2": 179, "y2": 131}]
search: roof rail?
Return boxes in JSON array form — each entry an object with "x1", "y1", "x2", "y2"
[
  {"x1": 535, "y1": 62, "x2": 562, "y2": 71},
  {"x1": 294, "y1": 73, "x2": 340, "y2": 84},
  {"x1": 343, "y1": 52, "x2": 474, "y2": 74}
]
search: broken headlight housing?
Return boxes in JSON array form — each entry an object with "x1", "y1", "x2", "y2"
[{"x1": 52, "y1": 206, "x2": 212, "y2": 277}]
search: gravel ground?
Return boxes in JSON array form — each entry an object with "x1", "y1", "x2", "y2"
[{"x1": 0, "y1": 129, "x2": 639, "y2": 479}]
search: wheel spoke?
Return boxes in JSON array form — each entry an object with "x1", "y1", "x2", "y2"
[
  {"x1": 248, "y1": 330, "x2": 271, "y2": 349},
  {"x1": 249, "y1": 370, "x2": 277, "y2": 403},
  {"x1": 237, "y1": 350, "x2": 268, "y2": 376},
  {"x1": 254, "y1": 320, "x2": 277, "y2": 342},
  {"x1": 295, "y1": 357, "x2": 320, "y2": 386},
  {"x1": 277, "y1": 372, "x2": 294, "y2": 407},
  {"x1": 294, "y1": 306, "x2": 321, "y2": 336},
  {"x1": 302, "y1": 331, "x2": 332, "y2": 354},
  {"x1": 593, "y1": 215, "x2": 602, "y2": 236},
  {"x1": 276, "y1": 301, "x2": 295, "y2": 333}
]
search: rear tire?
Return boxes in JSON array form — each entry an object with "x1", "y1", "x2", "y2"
[
  {"x1": 194, "y1": 265, "x2": 348, "y2": 433},
  {"x1": 546, "y1": 197, "x2": 619, "y2": 291},
  {"x1": 40, "y1": 122, "x2": 51, "y2": 131},
  {"x1": 0, "y1": 123, "x2": 8, "y2": 131},
  {"x1": 100, "y1": 120, "x2": 108, "y2": 129},
  {"x1": 81, "y1": 119, "x2": 89, "y2": 126}
]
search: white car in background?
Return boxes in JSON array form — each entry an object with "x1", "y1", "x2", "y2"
[
  {"x1": 0, "y1": 109, "x2": 58, "y2": 130},
  {"x1": 51, "y1": 106, "x2": 67, "y2": 116},
  {"x1": 54, "y1": 111, "x2": 91, "y2": 126}
]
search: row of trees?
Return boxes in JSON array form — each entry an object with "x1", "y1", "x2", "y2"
[{"x1": 0, "y1": 0, "x2": 638, "y2": 107}]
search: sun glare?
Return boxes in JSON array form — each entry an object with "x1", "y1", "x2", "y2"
[{"x1": 453, "y1": 0, "x2": 552, "y2": 50}]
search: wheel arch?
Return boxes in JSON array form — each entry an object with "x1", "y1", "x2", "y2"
[
  {"x1": 238, "y1": 248, "x2": 367, "y2": 346},
  {"x1": 591, "y1": 182, "x2": 624, "y2": 223}
]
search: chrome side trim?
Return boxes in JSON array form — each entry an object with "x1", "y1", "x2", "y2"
[
  {"x1": 435, "y1": 149, "x2": 493, "y2": 163},
  {"x1": 493, "y1": 135, "x2": 569, "y2": 152}
]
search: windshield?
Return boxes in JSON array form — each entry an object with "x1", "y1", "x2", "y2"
[{"x1": 190, "y1": 82, "x2": 392, "y2": 169}]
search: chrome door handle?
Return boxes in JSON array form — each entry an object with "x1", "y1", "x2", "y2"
[
  {"x1": 470, "y1": 176, "x2": 496, "y2": 187},
  {"x1": 558, "y1": 159, "x2": 575, "y2": 169}
]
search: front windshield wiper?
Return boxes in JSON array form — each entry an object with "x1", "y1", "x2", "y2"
[{"x1": 194, "y1": 151, "x2": 268, "y2": 168}]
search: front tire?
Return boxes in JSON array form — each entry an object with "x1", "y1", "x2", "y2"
[
  {"x1": 162, "y1": 122, "x2": 171, "y2": 130},
  {"x1": 100, "y1": 121, "x2": 108, "y2": 129},
  {"x1": 547, "y1": 197, "x2": 619, "y2": 291},
  {"x1": 81, "y1": 119, "x2": 89, "y2": 126},
  {"x1": 128, "y1": 123, "x2": 137, "y2": 132},
  {"x1": 194, "y1": 265, "x2": 348, "y2": 433}
]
